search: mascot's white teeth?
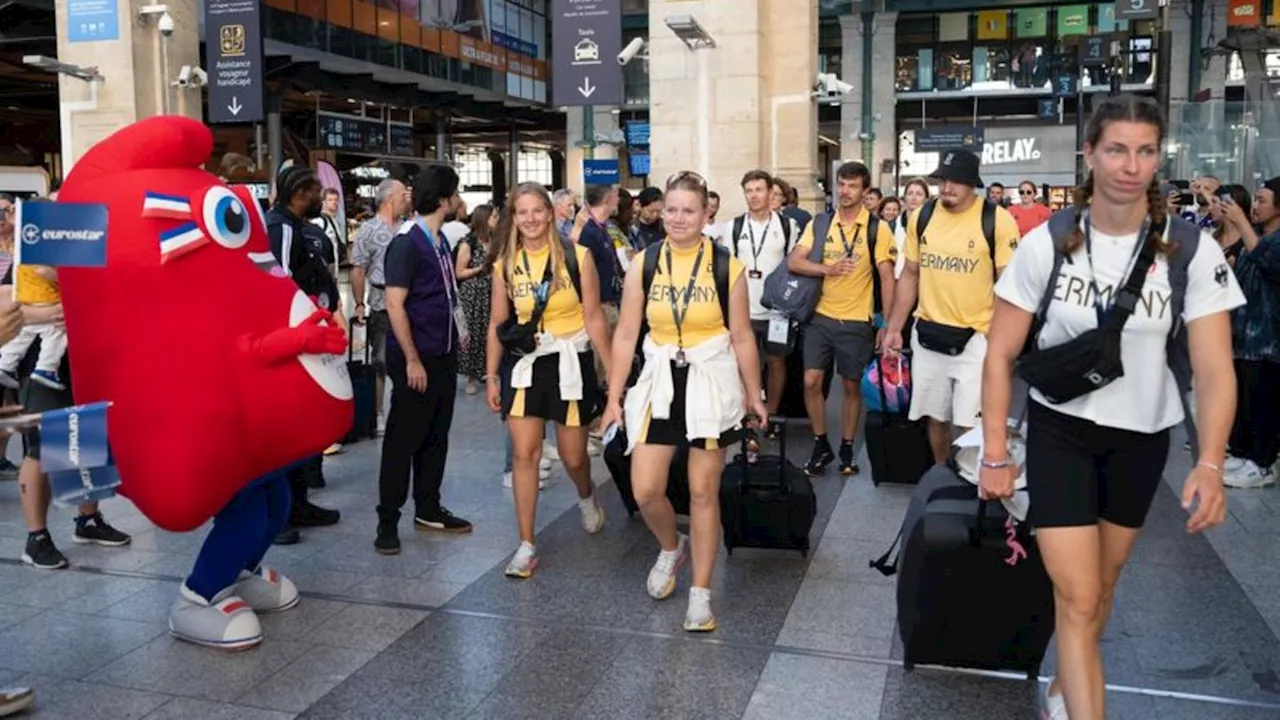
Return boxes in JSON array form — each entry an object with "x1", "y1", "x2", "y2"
[
  {"x1": 248, "y1": 251, "x2": 286, "y2": 277},
  {"x1": 287, "y1": 290, "x2": 353, "y2": 401}
]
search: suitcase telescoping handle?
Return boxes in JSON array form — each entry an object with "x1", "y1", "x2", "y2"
[{"x1": 734, "y1": 415, "x2": 790, "y2": 493}]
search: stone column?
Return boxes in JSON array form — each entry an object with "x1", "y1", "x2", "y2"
[
  {"x1": 54, "y1": 0, "x2": 202, "y2": 171},
  {"x1": 647, "y1": 0, "x2": 820, "y2": 216}
]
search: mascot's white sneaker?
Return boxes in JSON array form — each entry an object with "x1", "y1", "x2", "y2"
[
  {"x1": 234, "y1": 566, "x2": 300, "y2": 613},
  {"x1": 169, "y1": 584, "x2": 263, "y2": 651}
]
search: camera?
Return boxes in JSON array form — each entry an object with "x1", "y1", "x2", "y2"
[
  {"x1": 157, "y1": 11, "x2": 175, "y2": 37},
  {"x1": 174, "y1": 65, "x2": 207, "y2": 88},
  {"x1": 617, "y1": 38, "x2": 646, "y2": 66},
  {"x1": 815, "y1": 73, "x2": 854, "y2": 96}
]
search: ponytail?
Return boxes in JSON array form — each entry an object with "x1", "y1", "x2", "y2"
[{"x1": 1062, "y1": 171, "x2": 1095, "y2": 254}]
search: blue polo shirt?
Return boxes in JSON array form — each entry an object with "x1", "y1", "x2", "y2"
[{"x1": 383, "y1": 220, "x2": 459, "y2": 357}]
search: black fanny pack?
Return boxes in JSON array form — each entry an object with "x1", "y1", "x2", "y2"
[
  {"x1": 1017, "y1": 236, "x2": 1157, "y2": 405},
  {"x1": 497, "y1": 260, "x2": 553, "y2": 356},
  {"x1": 915, "y1": 320, "x2": 975, "y2": 356}
]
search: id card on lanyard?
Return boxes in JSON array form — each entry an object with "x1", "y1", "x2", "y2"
[{"x1": 416, "y1": 218, "x2": 470, "y2": 347}]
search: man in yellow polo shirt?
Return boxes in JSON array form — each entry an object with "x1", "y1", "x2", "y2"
[
  {"x1": 883, "y1": 148, "x2": 1020, "y2": 463},
  {"x1": 786, "y1": 161, "x2": 896, "y2": 477}
]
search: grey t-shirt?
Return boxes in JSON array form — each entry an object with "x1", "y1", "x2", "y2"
[{"x1": 350, "y1": 216, "x2": 396, "y2": 312}]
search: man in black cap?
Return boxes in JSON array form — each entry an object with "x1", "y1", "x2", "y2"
[
  {"x1": 882, "y1": 148, "x2": 1021, "y2": 464},
  {"x1": 266, "y1": 165, "x2": 343, "y2": 543}
]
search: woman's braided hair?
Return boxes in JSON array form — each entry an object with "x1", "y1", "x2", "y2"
[{"x1": 1067, "y1": 93, "x2": 1171, "y2": 256}]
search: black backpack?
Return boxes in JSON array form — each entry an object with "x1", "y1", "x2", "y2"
[
  {"x1": 638, "y1": 240, "x2": 732, "y2": 346},
  {"x1": 914, "y1": 198, "x2": 999, "y2": 279}
]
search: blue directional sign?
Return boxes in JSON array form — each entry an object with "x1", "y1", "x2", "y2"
[
  {"x1": 584, "y1": 159, "x2": 621, "y2": 185},
  {"x1": 1054, "y1": 72, "x2": 1078, "y2": 98},
  {"x1": 67, "y1": 0, "x2": 120, "y2": 43},
  {"x1": 1039, "y1": 99, "x2": 1059, "y2": 120},
  {"x1": 16, "y1": 201, "x2": 108, "y2": 267}
]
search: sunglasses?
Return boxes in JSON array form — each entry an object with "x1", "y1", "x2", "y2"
[
  {"x1": 665, "y1": 171, "x2": 707, "y2": 190},
  {"x1": 1020, "y1": 189, "x2": 1034, "y2": 196}
]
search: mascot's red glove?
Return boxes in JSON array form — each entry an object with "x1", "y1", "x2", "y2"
[{"x1": 56, "y1": 117, "x2": 353, "y2": 532}]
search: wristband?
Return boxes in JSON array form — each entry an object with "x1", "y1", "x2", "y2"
[
  {"x1": 1196, "y1": 461, "x2": 1223, "y2": 475},
  {"x1": 980, "y1": 457, "x2": 1011, "y2": 469}
]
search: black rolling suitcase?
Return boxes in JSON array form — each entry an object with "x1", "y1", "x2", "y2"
[
  {"x1": 719, "y1": 429, "x2": 816, "y2": 556},
  {"x1": 863, "y1": 356, "x2": 931, "y2": 486},
  {"x1": 603, "y1": 427, "x2": 691, "y2": 517},
  {"x1": 342, "y1": 329, "x2": 377, "y2": 444},
  {"x1": 871, "y1": 464, "x2": 1054, "y2": 678}
]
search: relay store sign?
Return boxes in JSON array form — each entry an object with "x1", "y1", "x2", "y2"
[
  {"x1": 982, "y1": 138, "x2": 1042, "y2": 166},
  {"x1": 909, "y1": 125, "x2": 1073, "y2": 174}
]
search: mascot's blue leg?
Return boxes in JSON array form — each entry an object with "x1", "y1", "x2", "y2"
[{"x1": 167, "y1": 471, "x2": 300, "y2": 651}]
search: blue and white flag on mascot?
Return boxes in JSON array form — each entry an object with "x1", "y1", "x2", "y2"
[{"x1": 40, "y1": 402, "x2": 120, "y2": 506}]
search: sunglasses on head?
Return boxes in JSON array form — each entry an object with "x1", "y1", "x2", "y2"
[{"x1": 665, "y1": 171, "x2": 707, "y2": 190}]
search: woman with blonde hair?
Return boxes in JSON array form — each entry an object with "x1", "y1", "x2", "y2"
[
  {"x1": 486, "y1": 183, "x2": 613, "y2": 578},
  {"x1": 600, "y1": 171, "x2": 767, "y2": 633}
]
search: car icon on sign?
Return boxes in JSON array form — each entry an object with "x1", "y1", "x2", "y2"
[{"x1": 574, "y1": 39, "x2": 599, "y2": 62}]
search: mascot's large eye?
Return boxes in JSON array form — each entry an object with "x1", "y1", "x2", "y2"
[{"x1": 202, "y1": 187, "x2": 251, "y2": 249}]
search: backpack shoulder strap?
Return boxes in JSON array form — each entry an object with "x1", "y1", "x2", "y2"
[
  {"x1": 982, "y1": 200, "x2": 997, "y2": 278},
  {"x1": 732, "y1": 216, "x2": 744, "y2": 257},
  {"x1": 809, "y1": 212, "x2": 832, "y2": 261},
  {"x1": 561, "y1": 239, "x2": 582, "y2": 301},
  {"x1": 780, "y1": 214, "x2": 793, "y2": 252},
  {"x1": 1165, "y1": 216, "x2": 1200, "y2": 334},
  {"x1": 866, "y1": 214, "x2": 880, "y2": 257},
  {"x1": 1036, "y1": 208, "x2": 1079, "y2": 320},
  {"x1": 915, "y1": 199, "x2": 937, "y2": 241},
  {"x1": 712, "y1": 242, "x2": 732, "y2": 329},
  {"x1": 642, "y1": 241, "x2": 664, "y2": 296}
]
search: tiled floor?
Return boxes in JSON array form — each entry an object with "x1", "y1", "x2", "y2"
[{"x1": 0, "y1": 387, "x2": 1278, "y2": 719}]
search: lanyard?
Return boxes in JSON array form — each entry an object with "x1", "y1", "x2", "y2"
[
  {"x1": 416, "y1": 218, "x2": 457, "y2": 309},
  {"x1": 519, "y1": 249, "x2": 552, "y2": 333},
  {"x1": 665, "y1": 240, "x2": 706, "y2": 351},
  {"x1": 836, "y1": 221, "x2": 860, "y2": 258},
  {"x1": 745, "y1": 215, "x2": 772, "y2": 271},
  {"x1": 1081, "y1": 210, "x2": 1149, "y2": 324}
]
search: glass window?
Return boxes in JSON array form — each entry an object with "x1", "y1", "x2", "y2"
[
  {"x1": 456, "y1": 148, "x2": 493, "y2": 194},
  {"x1": 935, "y1": 44, "x2": 971, "y2": 91},
  {"x1": 517, "y1": 150, "x2": 553, "y2": 186},
  {"x1": 533, "y1": 14, "x2": 545, "y2": 60}
]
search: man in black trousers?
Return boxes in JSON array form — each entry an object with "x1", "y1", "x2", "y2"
[{"x1": 374, "y1": 164, "x2": 473, "y2": 554}]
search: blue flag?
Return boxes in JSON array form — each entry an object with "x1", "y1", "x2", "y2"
[
  {"x1": 39, "y1": 402, "x2": 119, "y2": 506},
  {"x1": 16, "y1": 201, "x2": 108, "y2": 267}
]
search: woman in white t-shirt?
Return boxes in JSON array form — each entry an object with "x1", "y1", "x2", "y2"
[{"x1": 978, "y1": 95, "x2": 1244, "y2": 720}]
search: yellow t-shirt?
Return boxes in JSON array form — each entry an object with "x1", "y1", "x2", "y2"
[
  {"x1": 793, "y1": 207, "x2": 896, "y2": 322},
  {"x1": 496, "y1": 242, "x2": 588, "y2": 338},
  {"x1": 645, "y1": 238, "x2": 745, "y2": 348},
  {"x1": 903, "y1": 199, "x2": 1020, "y2": 334},
  {"x1": 16, "y1": 265, "x2": 59, "y2": 305}
]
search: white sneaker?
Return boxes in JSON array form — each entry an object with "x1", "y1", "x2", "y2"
[
  {"x1": 504, "y1": 541, "x2": 538, "y2": 579},
  {"x1": 1224, "y1": 459, "x2": 1276, "y2": 489},
  {"x1": 1038, "y1": 678, "x2": 1068, "y2": 719},
  {"x1": 579, "y1": 493, "x2": 605, "y2": 534},
  {"x1": 543, "y1": 442, "x2": 560, "y2": 461},
  {"x1": 1226, "y1": 456, "x2": 1247, "y2": 472},
  {"x1": 646, "y1": 534, "x2": 688, "y2": 600},
  {"x1": 233, "y1": 567, "x2": 299, "y2": 613},
  {"x1": 683, "y1": 586, "x2": 717, "y2": 632},
  {"x1": 502, "y1": 471, "x2": 546, "y2": 490},
  {"x1": 540, "y1": 457, "x2": 553, "y2": 472}
]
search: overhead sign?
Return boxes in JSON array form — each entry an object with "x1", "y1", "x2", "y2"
[
  {"x1": 1080, "y1": 35, "x2": 1109, "y2": 67},
  {"x1": 982, "y1": 138, "x2": 1043, "y2": 166},
  {"x1": 1053, "y1": 71, "x2": 1078, "y2": 98},
  {"x1": 551, "y1": 0, "x2": 623, "y2": 107},
  {"x1": 15, "y1": 201, "x2": 108, "y2": 268},
  {"x1": 315, "y1": 112, "x2": 415, "y2": 156},
  {"x1": 1115, "y1": 0, "x2": 1158, "y2": 21},
  {"x1": 625, "y1": 121, "x2": 650, "y2": 147},
  {"x1": 583, "y1": 159, "x2": 620, "y2": 185},
  {"x1": 67, "y1": 0, "x2": 120, "y2": 43},
  {"x1": 205, "y1": 0, "x2": 264, "y2": 124},
  {"x1": 913, "y1": 126, "x2": 984, "y2": 151}
]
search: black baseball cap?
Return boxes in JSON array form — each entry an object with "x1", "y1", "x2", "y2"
[{"x1": 929, "y1": 149, "x2": 984, "y2": 189}]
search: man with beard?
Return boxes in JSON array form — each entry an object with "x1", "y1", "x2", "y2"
[{"x1": 266, "y1": 166, "x2": 343, "y2": 543}]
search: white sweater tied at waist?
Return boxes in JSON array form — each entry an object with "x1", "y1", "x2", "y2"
[
  {"x1": 624, "y1": 332, "x2": 743, "y2": 454},
  {"x1": 509, "y1": 329, "x2": 591, "y2": 401}
]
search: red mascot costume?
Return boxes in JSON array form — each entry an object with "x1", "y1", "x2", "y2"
[{"x1": 56, "y1": 116, "x2": 351, "y2": 649}]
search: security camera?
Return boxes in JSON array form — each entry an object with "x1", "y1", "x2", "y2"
[
  {"x1": 176, "y1": 65, "x2": 191, "y2": 86},
  {"x1": 158, "y1": 12, "x2": 175, "y2": 36},
  {"x1": 618, "y1": 37, "x2": 646, "y2": 66},
  {"x1": 815, "y1": 73, "x2": 854, "y2": 96},
  {"x1": 190, "y1": 66, "x2": 207, "y2": 86}
]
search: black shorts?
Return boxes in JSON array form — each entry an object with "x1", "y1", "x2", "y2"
[
  {"x1": 635, "y1": 362, "x2": 743, "y2": 451},
  {"x1": 1025, "y1": 401, "x2": 1170, "y2": 530},
  {"x1": 21, "y1": 372, "x2": 75, "y2": 462},
  {"x1": 803, "y1": 314, "x2": 874, "y2": 380},
  {"x1": 500, "y1": 351, "x2": 601, "y2": 428}
]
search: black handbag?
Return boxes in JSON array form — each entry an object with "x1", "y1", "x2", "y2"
[
  {"x1": 1017, "y1": 235, "x2": 1157, "y2": 405},
  {"x1": 497, "y1": 259, "x2": 553, "y2": 356},
  {"x1": 915, "y1": 320, "x2": 975, "y2": 356}
]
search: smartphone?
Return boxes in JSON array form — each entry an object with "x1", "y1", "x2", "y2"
[{"x1": 1177, "y1": 191, "x2": 1195, "y2": 207}]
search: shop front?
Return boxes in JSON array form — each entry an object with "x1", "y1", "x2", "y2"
[{"x1": 896, "y1": 124, "x2": 1080, "y2": 207}]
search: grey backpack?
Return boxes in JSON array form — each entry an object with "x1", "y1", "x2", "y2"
[
  {"x1": 1040, "y1": 209, "x2": 1201, "y2": 455},
  {"x1": 761, "y1": 212, "x2": 832, "y2": 323}
]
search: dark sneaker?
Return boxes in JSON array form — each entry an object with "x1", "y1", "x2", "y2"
[
  {"x1": 414, "y1": 507, "x2": 473, "y2": 534},
  {"x1": 274, "y1": 527, "x2": 301, "y2": 545},
  {"x1": 73, "y1": 512, "x2": 132, "y2": 546},
  {"x1": 374, "y1": 524, "x2": 401, "y2": 555},
  {"x1": 291, "y1": 502, "x2": 340, "y2": 527},
  {"x1": 839, "y1": 442, "x2": 859, "y2": 476},
  {"x1": 804, "y1": 439, "x2": 834, "y2": 477},
  {"x1": 764, "y1": 420, "x2": 784, "y2": 440},
  {"x1": 0, "y1": 458, "x2": 18, "y2": 480},
  {"x1": 22, "y1": 530, "x2": 68, "y2": 569}
]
